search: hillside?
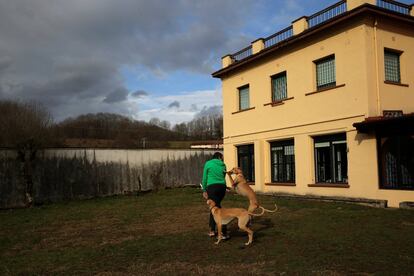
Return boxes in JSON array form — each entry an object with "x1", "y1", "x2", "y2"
[{"x1": 54, "y1": 113, "x2": 190, "y2": 148}]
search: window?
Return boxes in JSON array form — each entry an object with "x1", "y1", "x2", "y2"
[
  {"x1": 315, "y1": 55, "x2": 336, "y2": 90},
  {"x1": 271, "y1": 72, "x2": 287, "y2": 102},
  {"x1": 270, "y1": 140, "x2": 295, "y2": 183},
  {"x1": 384, "y1": 49, "x2": 401, "y2": 83},
  {"x1": 380, "y1": 135, "x2": 414, "y2": 190},
  {"x1": 237, "y1": 144, "x2": 255, "y2": 182},
  {"x1": 238, "y1": 85, "x2": 250, "y2": 110},
  {"x1": 314, "y1": 133, "x2": 348, "y2": 183}
]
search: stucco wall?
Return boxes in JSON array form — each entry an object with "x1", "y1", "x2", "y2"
[
  {"x1": 222, "y1": 19, "x2": 370, "y2": 139},
  {"x1": 376, "y1": 18, "x2": 414, "y2": 113},
  {"x1": 221, "y1": 16, "x2": 414, "y2": 207}
]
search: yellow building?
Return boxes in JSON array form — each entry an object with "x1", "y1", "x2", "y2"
[{"x1": 212, "y1": 0, "x2": 414, "y2": 208}]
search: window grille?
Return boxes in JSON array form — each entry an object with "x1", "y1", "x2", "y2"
[
  {"x1": 239, "y1": 86, "x2": 250, "y2": 110},
  {"x1": 314, "y1": 133, "x2": 348, "y2": 183},
  {"x1": 237, "y1": 144, "x2": 255, "y2": 182},
  {"x1": 271, "y1": 72, "x2": 287, "y2": 102},
  {"x1": 380, "y1": 136, "x2": 414, "y2": 190},
  {"x1": 316, "y1": 56, "x2": 336, "y2": 89},
  {"x1": 271, "y1": 140, "x2": 295, "y2": 183},
  {"x1": 384, "y1": 50, "x2": 401, "y2": 83}
]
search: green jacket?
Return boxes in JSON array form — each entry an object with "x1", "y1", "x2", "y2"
[{"x1": 201, "y1": 158, "x2": 227, "y2": 191}]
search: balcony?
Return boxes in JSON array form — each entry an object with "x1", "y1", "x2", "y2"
[
  {"x1": 377, "y1": 0, "x2": 412, "y2": 14},
  {"x1": 225, "y1": 0, "x2": 413, "y2": 67}
]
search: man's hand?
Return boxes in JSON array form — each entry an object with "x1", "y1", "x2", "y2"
[{"x1": 202, "y1": 192, "x2": 208, "y2": 199}]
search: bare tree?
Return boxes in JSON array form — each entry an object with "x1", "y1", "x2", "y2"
[
  {"x1": 56, "y1": 113, "x2": 187, "y2": 146},
  {"x1": 0, "y1": 100, "x2": 53, "y2": 206},
  {"x1": 149, "y1": 117, "x2": 161, "y2": 126},
  {"x1": 173, "y1": 123, "x2": 188, "y2": 135},
  {"x1": 159, "y1": 120, "x2": 171, "y2": 130}
]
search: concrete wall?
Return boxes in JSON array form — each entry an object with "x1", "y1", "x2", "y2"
[{"x1": 0, "y1": 149, "x2": 216, "y2": 209}]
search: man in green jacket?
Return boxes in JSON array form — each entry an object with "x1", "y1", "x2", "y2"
[{"x1": 202, "y1": 152, "x2": 229, "y2": 238}]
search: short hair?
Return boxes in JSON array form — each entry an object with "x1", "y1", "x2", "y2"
[{"x1": 212, "y1": 152, "x2": 223, "y2": 160}]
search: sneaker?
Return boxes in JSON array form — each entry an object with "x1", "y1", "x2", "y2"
[
  {"x1": 221, "y1": 234, "x2": 230, "y2": 240},
  {"x1": 208, "y1": 231, "x2": 216, "y2": 237}
]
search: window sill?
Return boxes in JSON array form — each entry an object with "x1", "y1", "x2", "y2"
[
  {"x1": 384, "y1": 81, "x2": 409, "y2": 87},
  {"x1": 308, "y1": 183, "x2": 349, "y2": 188},
  {"x1": 263, "y1": 97, "x2": 294, "y2": 107},
  {"x1": 305, "y1": 84, "x2": 345, "y2": 96},
  {"x1": 265, "y1": 182, "x2": 296, "y2": 186},
  {"x1": 232, "y1": 107, "x2": 255, "y2": 115}
]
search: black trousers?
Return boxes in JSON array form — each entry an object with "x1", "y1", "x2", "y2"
[{"x1": 206, "y1": 184, "x2": 227, "y2": 234}]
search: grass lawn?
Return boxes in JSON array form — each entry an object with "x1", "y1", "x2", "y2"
[{"x1": 1, "y1": 188, "x2": 413, "y2": 275}]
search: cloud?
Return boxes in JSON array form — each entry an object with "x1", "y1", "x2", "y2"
[
  {"x1": 168, "y1": 101, "x2": 180, "y2": 109},
  {"x1": 103, "y1": 87, "x2": 129, "y2": 103},
  {"x1": 190, "y1": 104, "x2": 198, "y2": 111},
  {"x1": 194, "y1": 105, "x2": 223, "y2": 119},
  {"x1": 131, "y1": 90, "x2": 148, "y2": 98},
  {"x1": 0, "y1": 56, "x2": 12, "y2": 73},
  {"x1": 0, "y1": 0, "x2": 257, "y2": 121},
  {"x1": 136, "y1": 89, "x2": 222, "y2": 125},
  {"x1": 0, "y1": 0, "x2": 307, "y2": 122}
]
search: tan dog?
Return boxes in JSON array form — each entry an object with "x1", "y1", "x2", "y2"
[
  {"x1": 227, "y1": 167, "x2": 278, "y2": 213},
  {"x1": 207, "y1": 199, "x2": 264, "y2": 245}
]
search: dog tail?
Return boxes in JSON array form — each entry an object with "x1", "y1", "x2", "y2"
[
  {"x1": 249, "y1": 207, "x2": 265, "y2": 217},
  {"x1": 260, "y1": 203, "x2": 278, "y2": 213}
]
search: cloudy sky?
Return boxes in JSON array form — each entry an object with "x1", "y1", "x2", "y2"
[{"x1": 0, "y1": 0, "x2": 410, "y2": 125}]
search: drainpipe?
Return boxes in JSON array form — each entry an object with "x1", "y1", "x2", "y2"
[{"x1": 373, "y1": 19, "x2": 381, "y2": 116}]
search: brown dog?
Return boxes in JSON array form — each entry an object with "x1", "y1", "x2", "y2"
[
  {"x1": 227, "y1": 167, "x2": 278, "y2": 213},
  {"x1": 207, "y1": 199, "x2": 264, "y2": 245}
]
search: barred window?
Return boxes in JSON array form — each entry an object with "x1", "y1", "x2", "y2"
[
  {"x1": 271, "y1": 140, "x2": 295, "y2": 183},
  {"x1": 384, "y1": 50, "x2": 401, "y2": 83},
  {"x1": 239, "y1": 86, "x2": 250, "y2": 110},
  {"x1": 237, "y1": 144, "x2": 255, "y2": 182},
  {"x1": 380, "y1": 135, "x2": 414, "y2": 190},
  {"x1": 271, "y1": 72, "x2": 287, "y2": 102},
  {"x1": 315, "y1": 55, "x2": 336, "y2": 90},
  {"x1": 314, "y1": 133, "x2": 348, "y2": 184}
]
